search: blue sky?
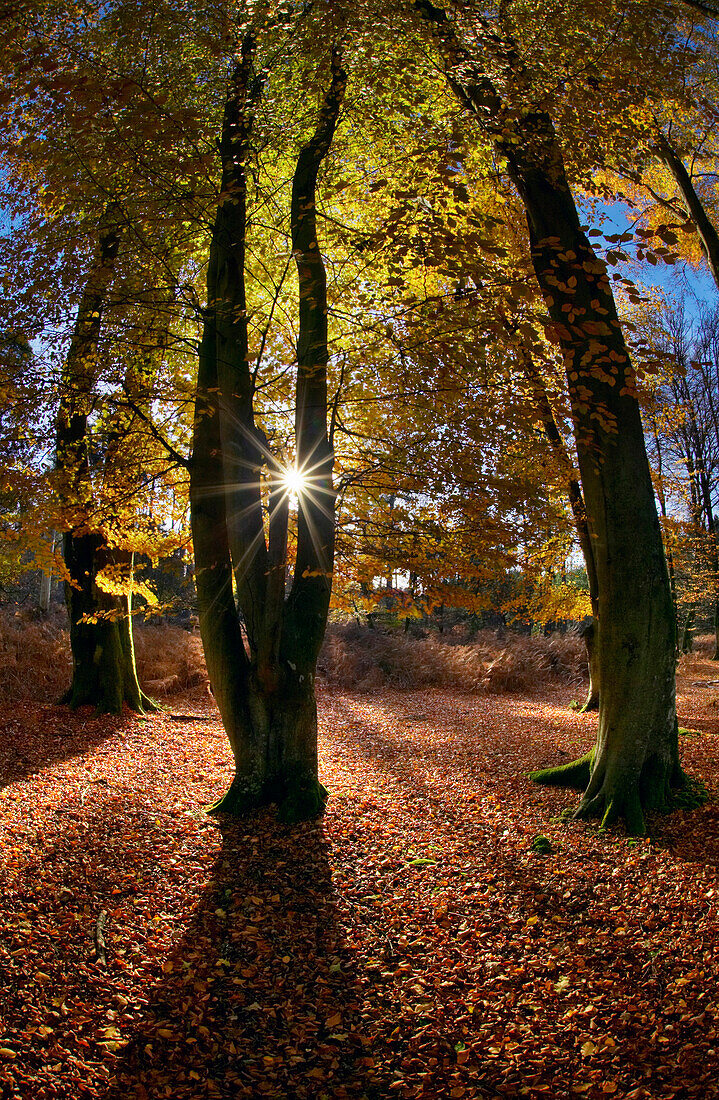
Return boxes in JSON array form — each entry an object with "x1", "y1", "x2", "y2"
[{"x1": 594, "y1": 201, "x2": 719, "y2": 317}]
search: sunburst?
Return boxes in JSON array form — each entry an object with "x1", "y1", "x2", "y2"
[{"x1": 280, "y1": 464, "x2": 308, "y2": 501}]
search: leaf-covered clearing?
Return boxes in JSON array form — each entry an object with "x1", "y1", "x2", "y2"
[{"x1": 1, "y1": 662, "x2": 719, "y2": 1099}]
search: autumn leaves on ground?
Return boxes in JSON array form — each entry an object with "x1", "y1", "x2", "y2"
[{"x1": 1, "y1": 625, "x2": 719, "y2": 1100}]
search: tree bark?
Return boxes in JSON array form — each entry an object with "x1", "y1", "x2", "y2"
[
  {"x1": 55, "y1": 205, "x2": 148, "y2": 713},
  {"x1": 190, "y1": 34, "x2": 344, "y2": 822},
  {"x1": 416, "y1": 0, "x2": 683, "y2": 832},
  {"x1": 518, "y1": 344, "x2": 600, "y2": 710},
  {"x1": 655, "y1": 131, "x2": 719, "y2": 291},
  {"x1": 61, "y1": 537, "x2": 146, "y2": 711}
]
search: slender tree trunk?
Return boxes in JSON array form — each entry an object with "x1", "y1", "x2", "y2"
[
  {"x1": 38, "y1": 532, "x2": 57, "y2": 614},
  {"x1": 190, "y1": 34, "x2": 345, "y2": 822},
  {"x1": 681, "y1": 607, "x2": 695, "y2": 654},
  {"x1": 655, "y1": 131, "x2": 719, "y2": 291},
  {"x1": 416, "y1": 0, "x2": 683, "y2": 832},
  {"x1": 650, "y1": 415, "x2": 679, "y2": 651},
  {"x1": 519, "y1": 345, "x2": 600, "y2": 709}
]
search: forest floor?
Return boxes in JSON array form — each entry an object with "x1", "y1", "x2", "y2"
[{"x1": 1, "y1": 658, "x2": 719, "y2": 1099}]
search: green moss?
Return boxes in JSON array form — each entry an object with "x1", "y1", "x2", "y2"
[
  {"x1": 530, "y1": 835, "x2": 554, "y2": 855},
  {"x1": 667, "y1": 774, "x2": 709, "y2": 811},
  {"x1": 278, "y1": 778, "x2": 329, "y2": 824},
  {"x1": 529, "y1": 749, "x2": 594, "y2": 791},
  {"x1": 206, "y1": 776, "x2": 265, "y2": 817}
]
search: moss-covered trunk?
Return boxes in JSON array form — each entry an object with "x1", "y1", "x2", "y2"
[
  {"x1": 509, "y1": 124, "x2": 682, "y2": 832},
  {"x1": 61, "y1": 535, "x2": 146, "y2": 712},
  {"x1": 416, "y1": 0, "x2": 683, "y2": 832}
]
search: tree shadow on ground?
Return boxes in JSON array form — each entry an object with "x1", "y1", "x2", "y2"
[
  {"x1": 320, "y1": 694, "x2": 719, "y2": 1097},
  {"x1": 677, "y1": 714, "x2": 719, "y2": 734},
  {"x1": 0, "y1": 703, "x2": 128, "y2": 789},
  {"x1": 657, "y1": 800, "x2": 719, "y2": 866},
  {"x1": 102, "y1": 814, "x2": 382, "y2": 1100}
]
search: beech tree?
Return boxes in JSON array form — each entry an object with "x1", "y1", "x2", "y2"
[
  {"x1": 413, "y1": 0, "x2": 684, "y2": 832},
  {"x1": 190, "y1": 24, "x2": 345, "y2": 821},
  {"x1": 55, "y1": 204, "x2": 144, "y2": 711}
]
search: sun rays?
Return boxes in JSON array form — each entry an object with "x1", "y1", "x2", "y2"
[{"x1": 279, "y1": 463, "x2": 308, "y2": 503}]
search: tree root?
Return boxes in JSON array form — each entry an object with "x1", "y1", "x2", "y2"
[
  {"x1": 278, "y1": 779, "x2": 329, "y2": 824},
  {"x1": 529, "y1": 749, "x2": 594, "y2": 791},
  {"x1": 207, "y1": 775, "x2": 329, "y2": 823},
  {"x1": 534, "y1": 750, "x2": 695, "y2": 837},
  {"x1": 574, "y1": 786, "x2": 646, "y2": 836},
  {"x1": 138, "y1": 691, "x2": 160, "y2": 714},
  {"x1": 206, "y1": 776, "x2": 265, "y2": 817}
]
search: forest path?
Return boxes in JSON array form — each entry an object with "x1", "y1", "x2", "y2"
[{"x1": 0, "y1": 667, "x2": 718, "y2": 1099}]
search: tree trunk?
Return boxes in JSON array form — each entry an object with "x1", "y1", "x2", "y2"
[
  {"x1": 655, "y1": 131, "x2": 719, "y2": 291},
  {"x1": 190, "y1": 33, "x2": 344, "y2": 822},
  {"x1": 508, "y1": 139, "x2": 681, "y2": 832},
  {"x1": 38, "y1": 532, "x2": 56, "y2": 614},
  {"x1": 55, "y1": 204, "x2": 147, "y2": 713},
  {"x1": 681, "y1": 607, "x2": 695, "y2": 654},
  {"x1": 416, "y1": 1, "x2": 683, "y2": 832},
  {"x1": 518, "y1": 344, "x2": 600, "y2": 709},
  {"x1": 577, "y1": 619, "x2": 600, "y2": 712},
  {"x1": 61, "y1": 536, "x2": 146, "y2": 712},
  {"x1": 651, "y1": 416, "x2": 679, "y2": 652}
]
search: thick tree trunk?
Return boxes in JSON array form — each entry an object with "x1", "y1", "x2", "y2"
[
  {"x1": 510, "y1": 140, "x2": 681, "y2": 831},
  {"x1": 213, "y1": 675, "x2": 325, "y2": 823},
  {"x1": 416, "y1": 0, "x2": 683, "y2": 832},
  {"x1": 61, "y1": 536, "x2": 146, "y2": 712},
  {"x1": 190, "y1": 34, "x2": 344, "y2": 822},
  {"x1": 509, "y1": 131, "x2": 682, "y2": 831}
]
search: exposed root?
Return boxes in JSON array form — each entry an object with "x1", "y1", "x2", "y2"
[
  {"x1": 529, "y1": 749, "x2": 594, "y2": 791},
  {"x1": 138, "y1": 691, "x2": 161, "y2": 714},
  {"x1": 207, "y1": 774, "x2": 329, "y2": 824},
  {"x1": 578, "y1": 693, "x2": 599, "y2": 714},
  {"x1": 206, "y1": 776, "x2": 265, "y2": 817},
  {"x1": 574, "y1": 787, "x2": 646, "y2": 836},
  {"x1": 278, "y1": 779, "x2": 329, "y2": 824},
  {"x1": 532, "y1": 744, "x2": 695, "y2": 837}
]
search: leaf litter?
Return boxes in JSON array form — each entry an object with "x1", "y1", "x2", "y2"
[{"x1": 0, "y1": 659, "x2": 718, "y2": 1098}]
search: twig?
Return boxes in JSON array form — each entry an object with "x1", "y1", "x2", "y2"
[{"x1": 94, "y1": 909, "x2": 108, "y2": 966}]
